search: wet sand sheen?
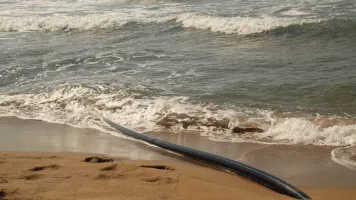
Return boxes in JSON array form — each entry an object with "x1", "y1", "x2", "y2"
[
  {"x1": 145, "y1": 131, "x2": 356, "y2": 187},
  {"x1": 0, "y1": 117, "x2": 356, "y2": 199},
  {"x1": 1, "y1": 117, "x2": 356, "y2": 187}
]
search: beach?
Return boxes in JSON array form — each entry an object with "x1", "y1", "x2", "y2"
[
  {"x1": 1, "y1": 152, "x2": 290, "y2": 200},
  {"x1": 1, "y1": 0, "x2": 356, "y2": 199},
  {"x1": 0, "y1": 152, "x2": 354, "y2": 200},
  {"x1": 1, "y1": 117, "x2": 356, "y2": 200}
]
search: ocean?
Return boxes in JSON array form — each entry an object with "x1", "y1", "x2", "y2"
[{"x1": 0, "y1": 0, "x2": 355, "y2": 170}]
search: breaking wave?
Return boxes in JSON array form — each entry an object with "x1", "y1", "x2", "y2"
[
  {"x1": 0, "y1": 84, "x2": 355, "y2": 148},
  {"x1": 0, "y1": 12, "x2": 321, "y2": 35},
  {"x1": 0, "y1": 13, "x2": 173, "y2": 32},
  {"x1": 1, "y1": 84, "x2": 355, "y2": 170},
  {"x1": 176, "y1": 14, "x2": 319, "y2": 35},
  {"x1": 258, "y1": 118, "x2": 356, "y2": 146}
]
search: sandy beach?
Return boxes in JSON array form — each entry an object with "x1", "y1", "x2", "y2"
[
  {"x1": 1, "y1": 117, "x2": 356, "y2": 200},
  {"x1": 0, "y1": 152, "x2": 355, "y2": 200},
  {"x1": 0, "y1": 152, "x2": 290, "y2": 200},
  {"x1": 1, "y1": 152, "x2": 356, "y2": 200},
  {"x1": 2, "y1": 0, "x2": 356, "y2": 199}
]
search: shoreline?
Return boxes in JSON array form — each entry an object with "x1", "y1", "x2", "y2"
[
  {"x1": 0, "y1": 116, "x2": 182, "y2": 163},
  {"x1": 0, "y1": 116, "x2": 356, "y2": 188},
  {"x1": 145, "y1": 131, "x2": 356, "y2": 187}
]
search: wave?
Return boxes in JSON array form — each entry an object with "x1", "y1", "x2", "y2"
[
  {"x1": 331, "y1": 146, "x2": 356, "y2": 170},
  {"x1": 176, "y1": 14, "x2": 319, "y2": 35},
  {"x1": 0, "y1": 13, "x2": 173, "y2": 32},
  {"x1": 0, "y1": 12, "x2": 321, "y2": 35},
  {"x1": 268, "y1": 18, "x2": 356, "y2": 37},
  {"x1": 257, "y1": 118, "x2": 356, "y2": 146},
  {"x1": 0, "y1": 84, "x2": 355, "y2": 147}
]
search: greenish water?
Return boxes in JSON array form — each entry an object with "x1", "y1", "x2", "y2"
[{"x1": 0, "y1": 1, "x2": 355, "y2": 153}]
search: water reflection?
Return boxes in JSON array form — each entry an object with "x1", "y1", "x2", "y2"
[{"x1": 0, "y1": 117, "x2": 179, "y2": 162}]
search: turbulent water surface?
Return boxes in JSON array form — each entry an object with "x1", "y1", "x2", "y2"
[{"x1": 0, "y1": 0, "x2": 356, "y2": 169}]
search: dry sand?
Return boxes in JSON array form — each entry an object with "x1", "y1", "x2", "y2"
[
  {"x1": 0, "y1": 152, "x2": 355, "y2": 200},
  {"x1": 0, "y1": 152, "x2": 288, "y2": 200}
]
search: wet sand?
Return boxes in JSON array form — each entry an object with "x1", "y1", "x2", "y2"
[
  {"x1": 0, "y1": 117, "x2": 180, "y2": 162},
  {"x1": 146, "y1": 131, "x2": 356, "y2": 187},
  {"x1": 1, "y1": 117, "x2": 356, "y2": 199}
]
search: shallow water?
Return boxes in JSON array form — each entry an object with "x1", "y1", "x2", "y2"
[{"x1": 0, "y1": 0, "x2": 355, "y2": 169}]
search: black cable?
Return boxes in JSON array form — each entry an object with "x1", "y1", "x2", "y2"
[{"x1": 104, "y1": 118, "x2": 311, "y2": 200}]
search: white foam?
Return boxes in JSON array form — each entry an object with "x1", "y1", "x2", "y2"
[
  {"x1": 0, "y1": 10, "x2": 321, "y2": 34},
  {"x1": 0, "y1": 0, "x2": 179, "y2": 32},
  {"x1": 0, "y1": 13, "x2": 173, "y2": 32},
  {"x1": 176, "y1": 13, "x2": 318, "y2": 35},
  {"x1": 0, "y1": 84, "x2": 270, "y2": 137},
  {"x1": 331, "y1": 146, "x2": 356, "y2": 170},
  {"x1": 1, "y1": 84, "x2": 355, "y2": 147},
  {"x1": 258, "y1": 118, "x2": 356, "y2": 146}
]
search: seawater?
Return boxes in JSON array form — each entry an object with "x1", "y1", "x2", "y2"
[{"x1": 0, "y1": 0, "x2": 355, "y2": 169}]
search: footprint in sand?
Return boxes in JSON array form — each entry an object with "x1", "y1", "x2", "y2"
[
  {"x1": 22, "y1": 174, "x2": 42, "y2": 180},
  {"x1": 0, "y1": 189, "x2": 6, "y2": 199},
  {"x1": 84, "y1": 156, "x2": 114, "y2": 163},
  {"x1": 29, "y1": 164, "x2": 60, "y2": 171},
  {"x1": 0, "y1": 188, "x2": 19, "y2": 199},
  {"x1": 140, "y1": 165, "x2": 175, "y2": 171},
  {"x1": 100, "y1": 163, "x2": 118, "y2": 171},
  {"x1": 95, "y1": 173, "x2": 126, "y2": 180},
  {"x1": 143, "y1": 176, "x2": 175, "y2": 184},
  {"x1": 0, "y1": 179, "x2": 8, "y2": 184},
  {"x1": 140, "y1": 165, "x2": 176, "y2": 184},
  {"x1": 95, "y1": 174, "x2": 111, "y2": 180}
]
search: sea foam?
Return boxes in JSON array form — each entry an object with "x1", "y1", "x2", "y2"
[
  {"x1": 0, "y1": 84, "x2": 355, "y2": 147},
  {"x1": 0, "y1": 12, "x2": 319, "y2": 34},
  {"x1": 258, "y1": 118, "x2": 356, "y2": 146},
  {"x1": 331, "y1": 146, "x2": 356, "y2": 170}
]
